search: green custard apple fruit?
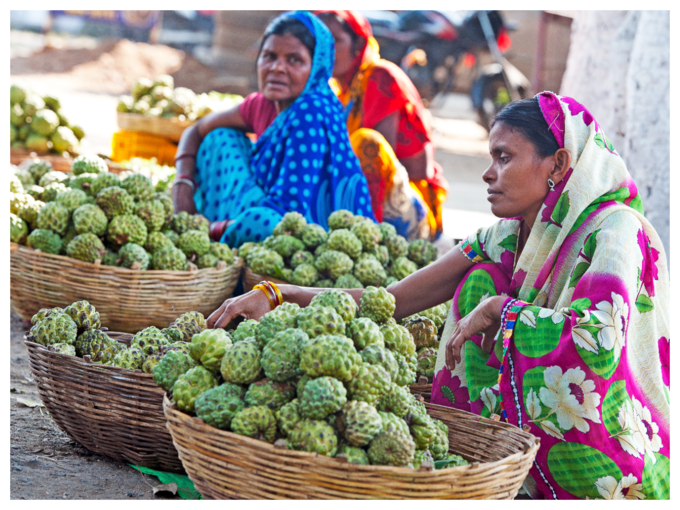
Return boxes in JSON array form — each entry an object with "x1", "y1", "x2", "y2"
[
  {"x1": 339, "y1": 400, "x2": 383, "y2": 447},
  {"x1": 152, "y1": 351, "x2": 198, "y2": 392},
  {"x1": 261, "y1": 328, "x2": 307, "y2": 381},
  {"x1": 36, "y1": 201, "x2": 69, "y2": 235},
  {"x1": 194, "y1": 384, "x2": 245, "y2": 430},
  {"x1": 96, "y1": 186, "x2": 134, "y2": 219},
  {"x1": 72, "y1": 155, "x2": 108, "y2": 175},
  {"x1": 90, "y1": 173, "x2": 121, "y2": 197},
  {"x1": 72, "y1": 204, "x2": 107, "y2": 236},
  {"x1": 334, "y1": 273, "x2": 364, "y2": 289},
  {"x1": 346, "y1": 363, "x2": 391, "y2": 405},
  {"x1": 189, "y1": 328, "x2": 232, "y2": 374},
  {"x1": 299, "y1": 334, "x2": 361, "y2": 382},
  {"x1": 244, "y1": 379, "x2": 295, "y2": 410},
  {"x1": 26, "y1": 228, "x2": 62, "y2": 254},
  {"x1": 66, "y1": 233, "x2": 108, "y2": 264},
  {"x1": 28, "y1": 312, "x2": 78, "y2": 346},
  {"x1": 359, "y1": 286, "x2": 396, "y2": 324},
  {"x1": 63, "y1": 300, "x2": 101, "y2": 331},
  {"x1": 231, "y1": 405, "x2": 277, "y2": 443},
  {"x1": 107, "y1": 214, "x2": 148, "y2": 247},
  {"x1": 367, "y1": 429, "x2": 416, "y2": 467},
  {"x1": 346, "y1": 318, "x2": 384, "y2": 350},
  {"x1": 327, "y1": 209, "x2": 355, "y2": 230},
  {"x1": 287, "y1": 419, "x2": 338, "y2": 456},
  {"x1": 151, "y1": 245, "x2": 187, "y2": 271},
  {"x1": 120, "y1": 173, "x2": 154, "y2": 202},
  {"x1": 220, "y1": 338, "x2": 261, "y2": 385},
  {"x1": 118, "y1": 243, "x2": 150, "y2": 269},
  {"x1": 309, "y1": 289, "x2": 357, "y2": 323},
  {"x1": 171, "y1": 365, "x2": 218, "y2": 414},
  {"x1": 298, "y1": 376, "x2": 347, "y2": 420}
]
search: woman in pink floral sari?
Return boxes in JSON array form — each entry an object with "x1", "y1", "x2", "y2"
[
  {"x1": 429, "y1": 92, "x2": 670, "y2": 499},
  {"x1": 209, "y1": 92, "x2": 669, "y2": 499}
]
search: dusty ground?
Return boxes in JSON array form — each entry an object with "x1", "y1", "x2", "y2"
[{"x1": 9, "y1": 311, "x2": 164, "y2": 500}]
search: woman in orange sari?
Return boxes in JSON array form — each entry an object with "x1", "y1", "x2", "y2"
[{"x1": 317, "y1": 10, "x2": 449, "y2": 241}]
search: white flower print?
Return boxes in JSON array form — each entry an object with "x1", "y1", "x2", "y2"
[
  {"x1": 538, "y1": 307, "x2": 567, "y2": 325},
  {"x1": 478, "y1": 292, "x2": 491, "y2": 306},
  {"x1": 480, "y1": 387, "x2": 497, "y2": 414},
  {"x1": 615, "y1": 402, "x2": 642, "y2": 458},
  {"x1": 594, "y1": 474, "x2": 645, "y2": 500},
  {"x1": 519, "y1": 309, "x2": 537, "y2": 329},
  {"x1": 628, "y1": 396, "x2": 663, "y2": 464},
  {"x1": 538, "y1": 366, "x2": 601, "y2": 433},
  {"x1": 591, "y1": 292, "x2": 629, "y2": 360},
  {"x1": 572, "y1": 309, "x2": 600, "y2": 353},
  {"x1": 525, "y1": 388, "x2": 541, "y2": 420},
  {"x1": 538, "y1": 420, "x2": 564, "y2": 440}
]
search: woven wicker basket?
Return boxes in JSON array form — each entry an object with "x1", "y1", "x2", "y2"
[
  {"x1": 11, "y1": 148, "x2": 125, "y2": 174},
  {"x1": 117, "y1": 112, "x2": 193, "y2": 142},
  {"x1": 25, "y1": 337, "x2": 184, "y2": 473},
  {"x1": 10, "y1": 242, "x2": 243, "y2": 333},
  {"x1": 242, "y1": 266, "x2": 288, "y2": 291},
  {"x1": 410, "y1": 379, "x2": 433, "y2": 402},
  {"x1": 163, "y1": 395, "x2": 539, "y2": 499}
]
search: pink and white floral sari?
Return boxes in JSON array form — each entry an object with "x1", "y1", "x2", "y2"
[{"x1": 431, "y1": 92, "x2": 670, "y2": 499}]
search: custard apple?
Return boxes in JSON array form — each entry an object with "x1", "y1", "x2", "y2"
[
  {"x1": 290, "y1": 250, "x2": 315, "y2": 269},
  {"x1": 299, "y1": 376, "x2": 347, "y2": 420},
  {"x1": 404, "y1": 316, "x2": 438, "y2": 349},
  {"x1": 301, "y1": 223, "x2": 328, "y2": 249},
  {"x1": 171, "y1": 365, "x2": 218, "y2": 413},
  {"x1": 327, "y1": 209, "x2": 355, "y2": 230},
  {"x1": 151, "y1": 245, "x2": 187, "y2": 270},
  {"x1": 63, "y1": 300, "x2": 101, "y2": 331},
  {"x1": 273, "y1": 211, "x2": 307, "y2": 237},
  {"x1": 90, "y1": 173, "x2": 121, "y2": 197},
  {"x1": 309, "y1": 289, "x2": 357, "y2": 323},
  {"x1": 276, "y1": 399, "x2": 302, "y2": 438},
  {"x1": 132, "y1": 326, "x2": 169, "y2": 355},
  {"x1": 66, "y1": 233, "x2": 108, "y2": 263},
  {"x1": 55, "y1": 188, "x2": 88, "y2": 213},
  {"x1": 95, "y1": 186, "x2": 134, "y2": 219},
  {"x1": 314, "y1": 250, "x2": 354, "y2": 280},
  {"x1": 135, "y1": 200, "x2": 165, "y2": 232},
  {"x1": 389, "y1": 256, "x2": 418, "y2": 280},
  {"x1": 384, "y1": 235, "x2": 409, "y2": 260},
  {"x1": 299, "y1": 334, "x2": 361, "y2": 382},
  {"x1": 287, "y1": 419, "x2": 338, "y2": 456},
  {"x1": 72, "y1": 155, "x2": 108, "y2": 175},
  {"x1": 261, "y1": 328, "x2": 307, "y2": 381},
  {"x1": 378, "y1": 411, "x2": 410, "y2": 436},
  {"x1": 244, "y1": 379, "x2": 295, "y2": 410},
  {"x1": 255, "y1": 305, "x2": 299, "y2": 349},
  {"x1": 178, "y1": 229, "x2": 210, "y2": 258},
  {"x1": 220, "y1": 338, "x2": 261, "y2": 384},
  {"x1": 51, "y1": 343, "x2": 76, "y2": 356},
  {"x1": 339, "y1": 400, "x2": 383, "y2": 447},
  {"x1": 346, "y1": 363, "x2": 392, "y2": 405},
  {"x1": 189, "y1": 328, "x2": 232, "y2": 373},
  {"x1": 367, "y1": 429, "x2": 415, "y2": 467},
  {"x1": 231, "y1": 406, "x2": 277, "y2": 442},
  {"x1": 121, "y1": 173, "x2": 154, "y2": 202},
  {"x1": 28, "y1": 312, "x2": 78, "y2": 346},
  {"x1": 351, "y1": 220, "x2": 382, "y2": 251},
  {"x1": 359, "y1": 286, "x2": 395, "y2": 323},
  {"x1": 353, "y1": 256, "x2": 388, "y2": 287},
  {"x1": 346, "y1": 318, "x2": 384, "y2": 350},
  {"x1": 10, "y1": 213, "x2": 28, "y2": 244},
  {"x1": 72, "y1": 204, "x2": 107, "y2": 236},
  {"x1": 112, "y1": 347, "x2": 147, "y2": 370},
  {"x1": 232, "y1": 319, "x2": 259, "y2": 343},
  {"x1": 153, "y1": 350, "x2": 198, "y2": 392},
  {"x1": 36, "y1": 201, "x2": 69, "y2": 234},
  {"x1": 195, "y1": 384, "x2": 245, "y2": 430}
]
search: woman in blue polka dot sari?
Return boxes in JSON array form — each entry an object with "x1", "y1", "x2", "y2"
[{"x1": 172, "y1": 11, "x2": 375, "y2": 247}]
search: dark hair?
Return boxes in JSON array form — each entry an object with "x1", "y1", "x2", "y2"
[
  {"x1": 259, "y1": 16, "x2": 316, "y2": 59},
  {"x1": 317, "y1": 12, "x2": 362, "y2": 47},
  {"x1": 491, "y1": 97, "x2": 560, "y2": 158}
]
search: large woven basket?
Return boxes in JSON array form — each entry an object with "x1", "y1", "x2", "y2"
[
  {"x1": 11, "y1": 148, "x2": 126, "y2": 174},
  {"x1": 25, "y1": 337, "x2": 184, "y2": 473},
  {"x1": 164, "y1": 395, "x2": 539, "y2": 499},
  {"x1": 242, "y1": 266, "x2": 287, "y2": 291},
  {"x1": 117, "y1": 112, "x2": 193, "y2": 142},
  {"x1": 10, "y1": 242, "x2": 243, "y2": 333}
]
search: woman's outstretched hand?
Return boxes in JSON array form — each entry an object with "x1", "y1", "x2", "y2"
[
  {"x1": 207, "y1": 289, "x2": 272, "y2": 329},
  {"x1": 445, "y1": 295, "x2": 505, "y2": 371}
]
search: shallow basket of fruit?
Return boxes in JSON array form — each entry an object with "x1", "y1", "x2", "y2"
[
  {"x1": 22, "y1": 306, "x2": 213, "y2": 473},
  {"x1": 164, "y1": 396, "x2": 538, "y2": 499},
  {"x1": 11, "y1": 155, "x2": 243, "y2": 333},
  {"x1": 156, "y1": 287, "x2": 537, "y2": 499}
]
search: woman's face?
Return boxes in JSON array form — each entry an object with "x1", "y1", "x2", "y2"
[
  {"x1": 257, "y1": 33, "x2": 313, "y2": 108},
  {"x1": 483, "y1": 122, "x2": 555, "y2": 226},
  {"x1": 321, "y1": 16, "x2": 361, "y2": 79}
]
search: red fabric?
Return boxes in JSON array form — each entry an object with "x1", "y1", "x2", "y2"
[
  {"x1": 363, "y1": 63, "x2": 433, "y2": 160},
  {"x1": 238, "y1": 92, "x2": 278, "y2": 138}
]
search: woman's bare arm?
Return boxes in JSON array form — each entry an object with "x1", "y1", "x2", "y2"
[
  {"x1": 389, "y1": 244, "x2": 473, "y2": 320},
  {"x1": 208, "y1": 244, "x2": 473, "y2": 328}
]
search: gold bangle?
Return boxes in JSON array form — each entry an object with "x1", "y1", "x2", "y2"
[{"x1": 253, "y1": 284, "x2": 276, "y2": 310}]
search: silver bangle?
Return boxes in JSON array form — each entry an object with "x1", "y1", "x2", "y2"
[{"x1": 173, "y1": 178, "x2": 195, "y2": 191}]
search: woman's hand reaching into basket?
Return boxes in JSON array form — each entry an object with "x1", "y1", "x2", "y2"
[{"x1": 207, "y1": 289, "x2": 273, "y2": 329}]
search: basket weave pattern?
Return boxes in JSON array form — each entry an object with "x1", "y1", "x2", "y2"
[
  {"x1": 10, "y1": 243, "x2": 243, "y2": 333},
  {"x1": 242, "y1": 267, "x2": 287, "y2": 291},
  {"x1": 409, "y1": 381, "x2": 433, "y2": 402},
  {"x1": 25, "y1": 338, "x2": 183, "y2": 473},
  {"x1": 163, "y1": 395, "x2": 539, "y2": 499}
]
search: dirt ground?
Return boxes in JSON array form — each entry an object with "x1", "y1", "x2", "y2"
[{"x1": 9, "y1": 310, "x2": 165, "y2": 500}]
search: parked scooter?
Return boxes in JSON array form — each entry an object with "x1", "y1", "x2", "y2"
[{"x1": 361, "y1": 10, "x2": 532, "y2": 131}]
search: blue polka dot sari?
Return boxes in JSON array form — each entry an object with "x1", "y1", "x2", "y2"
[{"x1": 193, "y1": 11, "x2": 375, "y2": 247}]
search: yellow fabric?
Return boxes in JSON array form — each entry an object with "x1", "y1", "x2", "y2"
[{"x1": 349, "y1": 128, "x2": 434, "y2": 240}]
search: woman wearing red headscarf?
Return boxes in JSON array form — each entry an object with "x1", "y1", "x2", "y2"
[{"x1": 317, "y1": 10, "x2": 449, "y2": 241}]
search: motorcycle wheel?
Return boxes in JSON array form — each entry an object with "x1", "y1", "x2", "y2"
[{"x1": 476, "y1": 76, "x2": 529, "y2": 132}]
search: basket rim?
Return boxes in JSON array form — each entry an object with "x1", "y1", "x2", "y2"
[
  {"x1": 11, "y1": 242, "x2": 243, "y2": 277},
  {"x1": 163, "y1": 394, "x2": 539, "y2": 474},
  {"x1": 117, "y1": 111, "x2": 195, "y2": 128},
  {"x1": 24, "y1": 337, "x2": 156, "y2": 378}
]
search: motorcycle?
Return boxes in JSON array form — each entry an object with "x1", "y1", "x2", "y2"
[{"x1": 360, "y1": 10, "x2": 532, "y2": 131}]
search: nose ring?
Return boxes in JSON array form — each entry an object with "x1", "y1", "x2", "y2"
[{"x1": 548, "y1": 178, "x2": 556, "y2": 191}]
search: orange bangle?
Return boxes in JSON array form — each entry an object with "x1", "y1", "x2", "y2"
[
  {"x1": 259, "y1": 281, "x2": 283, "y2": 308},
  {"x1": 253, "y1": 284, "x2": 276, "y2": 310}
]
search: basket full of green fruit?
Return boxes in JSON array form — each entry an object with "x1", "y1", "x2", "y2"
[
  {"x1": 159, "y1": 288, "x2": 539, "y2": 499},
  {"x1": 23, "y1": 302, "x2": 219, "y2": 473},
  {"x1": 10, "y1": 155, "x2": 242, "y2": 333}
]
